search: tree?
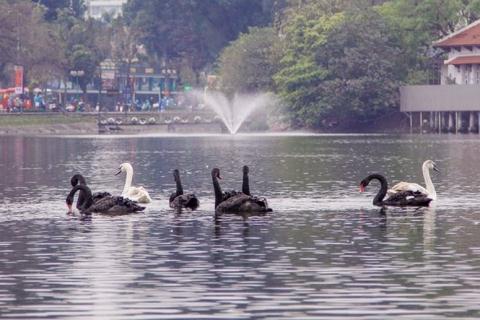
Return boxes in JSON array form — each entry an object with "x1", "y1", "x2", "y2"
[
  {"x1": 0, "y1": 1, "x2": 63, "y2": 87},
  {"x1": 217, "y1": 27, "x2": 280, "y2": 95},
  {"x1": 274, "y1": 10, "x2": 342, "y2": 128},
  {"x1": 31, "y1": 0, "x2": 85, "y2": 21},
  {"x1": 54, "y1": 9, "x2": 110, "y2": 96},
  {"x1": 275, "y1": 7, "x2": 403, "y2": 129},
  {"x1": 123, "y1": 0, "x2": 273, "y2": 73},
  {"x1": 316, "y1": 10, "x2": 403, "y2": 124},
  {"x1": 378, "y1": 0, "x2": 480, "y2": 84}
]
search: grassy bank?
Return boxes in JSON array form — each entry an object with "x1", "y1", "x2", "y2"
[{"x1": 0, "y1": 114, "x2": 95, "y2": 127}]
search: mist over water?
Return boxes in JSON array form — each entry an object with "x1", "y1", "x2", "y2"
[
  {"x1": 0, "y1": 134, "x2": 479, "y2": 319},
  {"x1": 192, "y1": 90, "x2": 275, "y2": 134}
]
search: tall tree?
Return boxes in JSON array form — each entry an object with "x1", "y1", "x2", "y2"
[
  {"x1": 274, "y1": 1, "x2": 345, "y2": 128},
  {"x1": 31, "y1": 0, "x2": 85, "y2": 21},
  {"x1": 0, "y1": 1, "x2": 62, "y2": 87},
  {"x1": 54, "y1": 9, "x2": 110, "y2": 95},
  {"x1": 123, "y1": 0, "x2": 273, "y2": 72},
  {"x1": 275, "y1": 7, "x2": 403, "y2": 128},
  {"x1": 217, "y1": 27, "x2": 280, "y2": 95}
]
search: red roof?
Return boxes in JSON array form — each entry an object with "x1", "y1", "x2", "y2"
[
  {"x1": 434, "y1": 20, "x2": 480, "y2": 47},
  {"x1": 445, "y1": 55, "x2": 480, "y2": 65}
]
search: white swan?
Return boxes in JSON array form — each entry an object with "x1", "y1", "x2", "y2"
[
  {"x1": 115, "y1": 163, "x2": 152, "y2": 203},
  {"x1": 387, "y1": 160, "x2": 439, "y2": 200}
]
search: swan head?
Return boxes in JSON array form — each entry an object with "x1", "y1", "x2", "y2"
[
  {"x1": 212, "y1": 168, "x2": 222, "y2": 179},
  {"x1": 359, "y1": 178, "x2": 369, "y2": 192},
  {"x1": 359, "y1": 174, "x2": 386, "y2": 192},
  {"x1": 70, "y1": 174, "x2": 86, "y2": 187},
  {"x1": 173, "y1": 169, "x2": 180, "y2": 181},
  {"x1": 423, "y1": 160, "x2": 440, "y2": 173},
  {"x1": 66, "y1": 194, "x2": 74, "y2": 214},
  {"x1": 243, "y1": 165, "x2": 249, "y2": 174},
  {"x1": 116, "y1": 162, "x2": 133, "y2": 176}
]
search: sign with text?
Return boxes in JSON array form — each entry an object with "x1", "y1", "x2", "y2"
[{"x1": 101, "y1": 70, "x2": 116, "y2": 90}]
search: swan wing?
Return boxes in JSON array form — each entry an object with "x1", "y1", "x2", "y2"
[
  {"x1": 222, "y1": 189, "x2": 240, "y2": 201},
  {"x1": 89, "y1": 196, "x2": 145, "y2": 214},
  {"x1": 216, "y1": 194, "x2": 270, "y2": 213},
  {"x1": 384, "y1": 190, "x2": 432, "y2": 207},
  {"x1": 92, "y1": 191, "x2": 112, "y2": 203},
  {"x1": 87, "y1": 196, "x2": 119, "y2": 213},
  {"x1": 171, "y1": 193, "x2": 200, "y2": 210},
  {"x1": 124, "y1": 186, "x2": 152, "y2": 203},
  {"x1": 388, "y1": 182, "x2": 428, "y2": 196}
]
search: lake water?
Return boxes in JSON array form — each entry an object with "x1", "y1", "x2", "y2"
[{"x1": 0, "y1": 133, "x2": 479, "y2": 319}]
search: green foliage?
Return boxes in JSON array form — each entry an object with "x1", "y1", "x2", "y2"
[
  {"x1": 55, "y1": 9, "x2": 110, "y2": 93},
  {"x1": 274, "y1": 12, "x2": 342, "y2": 128},
  {"x1": 271, "y1": 0, "x2": 480, "y2": 129},
  {"x1": 123, "y1": 0, "x2": 273, "y2": 71},
  {"x1": 217, "y1": 27, "x2": 279, "y2": 94},
  {"x1": 378, "y1": 0, "x2": 480, "y2": 83},
  {"x1": 0, "y1": 1, "x2": 62, "y2": 86},
  {"x1": 32, "y1": 0, "x2": 85, "y2": 21}
]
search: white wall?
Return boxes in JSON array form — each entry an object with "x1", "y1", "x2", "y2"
[{"x1": 443, "y1": 46, "x2": 480, "y2": 84}]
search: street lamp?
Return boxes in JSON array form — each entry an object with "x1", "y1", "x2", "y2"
[
  {"x1": 70, "y1": 70, "x2": 85, "y2": 110},
  {"x1": 70, "y1": 70, "x2": 85, "y2": 90}
]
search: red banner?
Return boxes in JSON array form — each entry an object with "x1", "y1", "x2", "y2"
[{"x1": 14, "y1": 65, "x2": 23, "y2": 94}]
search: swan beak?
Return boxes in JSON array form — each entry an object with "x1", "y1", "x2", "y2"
[
  {"x1": 115, "y1": 169, "x2": 121, "y2": 176},
  {"x1": 433, "y1": 165, "x2": 440, "y2": 173},
  {"x1": 359, "y1": 185, "x2": 365, "y2": 192},
  {"x1": 67, "y1": 203, "x2": 73, "y2": 214},
  {"x1": 218, "y1": 175, "x2": 222, "y2": 179}
]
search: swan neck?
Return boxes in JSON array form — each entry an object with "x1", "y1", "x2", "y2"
[
  {"x1": 212, "y1": 174, "x2": 223, "y2": 208},
  {"x1": 77, "y1": 189, "x2": 86, "y2": 209},
  {"x1": 70, "y1": 185, "x2": 93, "y2": 210},
  {"x1": 423, "y1": 165, "x2": 436, "y2": 199},
  {"x1": 242, "y1": 172, "x2": 250, "y2": 196},
  {"x1": 123, "y1": 166, "x2": 133, "y2": 195},
  {"x1": 175, "y1": 175, "x2": 184, "y2": 195},
  {"x1": 371, "y1": 174, "x2": 388, "y2": 206}
]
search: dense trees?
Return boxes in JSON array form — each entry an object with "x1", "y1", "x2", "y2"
[
  {"x1": 274, "y1": 8, "x2": 403, "y2": 128},
  {"x1": 0, "y1": 0, "x2": 107, "y2": 92},
  {"x1": 217, "y1": 0, "x2": 480, "y2": 129},
  {"x1": 123, "y1": 0, "x2": 274, "y2": 76},
  {"x1": 54, "y1": 10, "x2": 110, "y2": 95},
  {"x1": 0, "y1": 1, "x2": 62, "y2": 87},
  {"x1": 5, "y1": 0, "x2": 480, "y2": 129},
  {"x1": 31, "y1": 0, "x2": 85, "y2": 21},
  {"x1": 217, "y1": 27, "x2": 280, "y2": 95}
]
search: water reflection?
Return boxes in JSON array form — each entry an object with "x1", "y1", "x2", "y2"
[{"x1": 0, "y1": 134, "x2": 479, "y2": 319}]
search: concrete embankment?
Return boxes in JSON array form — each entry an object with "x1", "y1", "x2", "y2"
[{"x1": 0, "y1": 112, "x2": 224, "y2": 135}]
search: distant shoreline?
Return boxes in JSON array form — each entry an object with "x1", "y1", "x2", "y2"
[{"x1": 0, "y1": 111, "x2": 411, "y2": 136}]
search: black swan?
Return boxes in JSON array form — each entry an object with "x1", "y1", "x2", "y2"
[
  {"x1": 212, "y1": 168, "x2": 271, "y2": 213},
  {"x1": 360, "y1": 174, "x2": 432, "y2": 207},
  {"x1": 242, "y1": 165, "x2": 272, "y2": 209},
  {"x1": 66, "y1": 184, "x2": 145, "y2": 214},
  {"x1": 169, "y1": 169, "x2": 200, "y2": 210},
  {"x1": 242, "y1": 165, "x2": 250, "y2": 196},
  {"x1": 70, "y1": 174, "x2": 111, "y2": 209}
]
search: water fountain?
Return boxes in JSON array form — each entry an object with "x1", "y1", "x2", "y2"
[{"x1": 193, "y1": 89, "x2": 273, "y2": 134}]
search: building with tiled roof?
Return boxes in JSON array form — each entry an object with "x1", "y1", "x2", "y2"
[
  {"x1": 400, "y1": 19, "x2": 480, "y2": 134},
  {"x1": 434, "y1": 20, "x2": 480, "y2": 84}
]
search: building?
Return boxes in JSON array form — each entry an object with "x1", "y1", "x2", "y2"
[
  {"x1": 400, "y1": 19, "x2": 480, "y2": 133},
  {"x1": 434, "y1": 20, "x2": 480, "y2": 85},
  {"x1": 47, "y1": 61, "x2": 179, "y2": 111},
  {"x1": 85, "y1": 0, "x2": 127, "y2": 19}
]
